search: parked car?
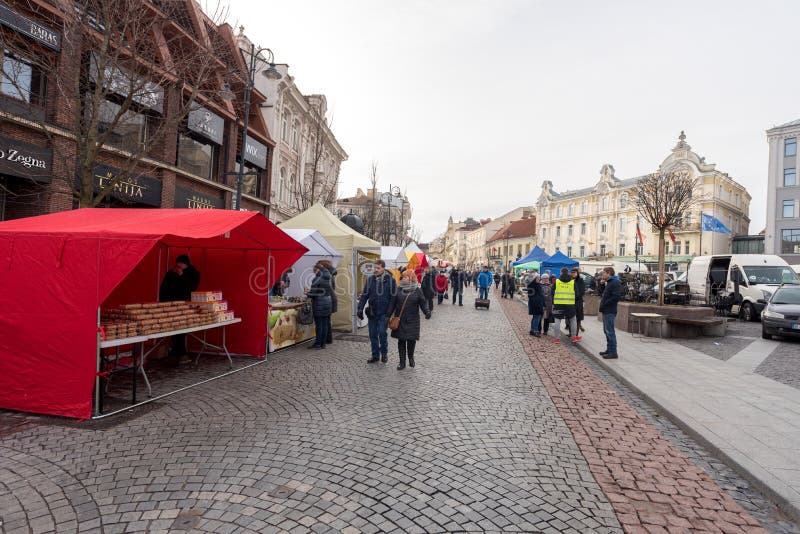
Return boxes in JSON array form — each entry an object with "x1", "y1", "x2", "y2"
[{"x1": 761, "y1": 285, "x2": 800, "y2": 339}]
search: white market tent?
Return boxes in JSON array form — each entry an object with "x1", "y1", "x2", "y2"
[
  {"x1": 381, "y1": 246, "x2": 406, "y2": 270},
  {"x1": 281, "y1": 229, "x2": 343, "y2": 298},
  {"x1": 280, "y1": 204, "x2": 381, "y2": 331},
  {"x1": 403, "y1": 241, "x2": 423, "y2": 254}
]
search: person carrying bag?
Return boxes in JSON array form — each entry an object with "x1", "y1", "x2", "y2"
[{"x1": 389, "y1": 269, "x2": 431, "y2": 370}]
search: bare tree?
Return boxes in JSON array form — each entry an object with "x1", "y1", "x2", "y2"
[
  {"x1": 292, "y1": 100, "x2": 339, "y2": 211},
  {"x1": 632, "y1": 168, "x2": 698, "y2": 305},
  {"x1": 1, "y1": 0, "x2": 227, "y2": 208},
  {"x1": 361, "y1": 161, "x2": 380, "y2": 241}
]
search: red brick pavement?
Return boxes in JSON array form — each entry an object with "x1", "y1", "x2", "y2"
[{"x1": 500, "y1": 297, "x2": 767, "y2": 534}]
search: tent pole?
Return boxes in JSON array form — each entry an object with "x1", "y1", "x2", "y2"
[
  {"x1": 157, "y1": 247, "x2": 162, "y2": 296},
  {"x1": 352, "y1": 248, "x2": 357, "y2": 333},
  {"x1": 94, "y1": 306, "x2": 101, "y2": 416},
  {"x1": 266, "y1": 250, "x2": 272, "y2": 358}
]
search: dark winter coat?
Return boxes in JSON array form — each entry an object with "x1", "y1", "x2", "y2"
[
  {"x1": 159, "y1": 265, "x2": 201, "y2": 302},
  {"x1": 450, "y1": 270, "x2": 465, "y2": 292},
  {"x1": 389, "y1": 286, "x2": 430, "y2": 340},
  {"x1": 573, "y1": 275, "x2": 586, "y2": 321},
  {"x1": 421, "y1": 271, "x2": 436, "y2": 299},
  {"x1": 599, "y1": 275, "x2": 622, "y2": 314},
  {"x1": 508, "y1": 275, "x2": 516, "y2": 294},
  {"x1": 541, "y1": 282, "x2": 554, "y2": 320},
  {"x1": 501, "y1": 274, "x2": 509, "y2": 291},
  {"x1": 493, "y1": 273, "x2": 501, "y2": 283},
  {"x1": 308, "y1": 269, "x2": 333, "y2": 317},
  {"x1": 358, "y1": 272, "x2": 396, "y2": 317},
  {"x1": 527, "y1": 279, "x2": 544, "y2": 315},
  {"x1": 326, "y1": 266, "x2": 338, "y2": 313}
]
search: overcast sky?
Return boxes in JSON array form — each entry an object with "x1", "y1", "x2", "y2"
[{"x1": 229, "y1": 0, "x2": 797, "y2": 242}]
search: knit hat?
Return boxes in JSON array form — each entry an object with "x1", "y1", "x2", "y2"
[{"x1": 541, "y1": 273, "x2": 550, "y2": 279}]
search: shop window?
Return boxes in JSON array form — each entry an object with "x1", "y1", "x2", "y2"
[
  {"x1": 240, "y1": 160, "x2": 261, "y2": 197},
  {"x1": 97, "y1": 98, "x2": 149, "y2": 153},
  {"x1": 1, "y1": 50, "x2": 47, "y2": 108},
  {"x1": 177, "y1": 132, "x2": 218, "y2": 181}
]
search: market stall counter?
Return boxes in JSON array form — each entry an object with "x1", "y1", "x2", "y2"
[{"x1": 268, "y1": 297, "x2": 316, "y2": 351}]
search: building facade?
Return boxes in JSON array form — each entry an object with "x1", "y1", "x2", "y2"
[
  {"x1": 461, "y1": 206, "x2": 533, "y2": 268},
  {"x1": 0, "y1": 0, "x2": 275, "y2": 221},
  {"x1": 485, "y1": 216, "x2": 537, "y2": 270},
  {"x1": 535, "y1": 133, "x2": 751, "y2": 268},
  {"x1": 244, "y1": 32, "x2": 348, "y2": 224},
  {"x1": 765, "y1": 119, "x2": 800, "y2": 263}
]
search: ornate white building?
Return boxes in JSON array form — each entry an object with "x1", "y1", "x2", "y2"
[
  {"x1": 535, "y1": 133, "x2": 751, "y2": 266},
  {"x1": 238, "y1": 29, "x2": 348, "y2": 223}
]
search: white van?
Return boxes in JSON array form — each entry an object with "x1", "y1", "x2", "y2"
[{"x1": 687, "y1": 254, "x2": 800, "y2": 321}]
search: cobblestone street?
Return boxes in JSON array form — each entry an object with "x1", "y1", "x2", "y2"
[{"x1": 0, "y1": 288, "x2": 798, "y2": 533}]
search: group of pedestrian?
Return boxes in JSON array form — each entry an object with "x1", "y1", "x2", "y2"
[
  {"x1": 356, "y1": 260, "x2": 431, "y2": 369},
  {"x1": 526, "y1": 267, "x2": 582, "y2": 343},
  {"x1": 305, "y1": 260, "x2": 338, "y2": 350},
  {"x1": 525, "y1": 265, "x2": 620, "y2": 358},
  {"x1": 500, "y1": 271, "x2": 516, "y2": 299}
]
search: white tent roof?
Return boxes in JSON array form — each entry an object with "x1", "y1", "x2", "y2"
[
  {"x1": 404, "y1": 241, "x2": 423, "y2": 254},
  {"x1": 283, "y1": 229, "x2": 342, "y2": 260},
  {"x1": 280, "y1": 203, "x2": 380, "y2": 250}
]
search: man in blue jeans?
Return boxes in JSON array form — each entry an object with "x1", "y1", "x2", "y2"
[
  {"x1": 357, "y1": 260, "x2": 397, "y2": 363},
  {"x1": 477, "y1": 266, "x2": 493, "y2": 300},
  {"x1": 598, "y1": 266, "x2": 622, "y2": 359}
]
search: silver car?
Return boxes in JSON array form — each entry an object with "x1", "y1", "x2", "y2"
[{"x1": 761, "y1": 285, "x2": 800, "y2": 340}]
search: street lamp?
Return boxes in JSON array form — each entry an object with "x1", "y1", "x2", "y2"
[
  {"x1": 505, "y1": 230, "x2": 512, "y2": 271},
  {"x1": 221, "y1": 43, "x2": 281, "y2": 211}
]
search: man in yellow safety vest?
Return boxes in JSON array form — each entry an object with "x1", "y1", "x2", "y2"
[{"x1": 552, "y1": 267, "x2": 581, "y2": 343}]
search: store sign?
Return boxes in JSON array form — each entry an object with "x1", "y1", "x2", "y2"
[
  {"x1": 0, "y1": 2, "x2": 61, "y2": 50},
  {"x1": 175, "y1": 186, "x2": 223, "y2": 209},
  {"x1": 187, "y1": 105, "x2": 224, "y2": 145},
  {"x1": 89, "y1": 54, "x2": 164, "y2": 113},
  {"x1": 243, "y1": 136, "x2": 267, "y2": 169},
  {"x1": 0, "y1": 136, "x2": 52, "y2": 183},
  {"x1": 93, "y1": 164, "x2": 161, "y2": 206}
]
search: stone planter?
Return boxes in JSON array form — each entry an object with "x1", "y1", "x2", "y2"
[{"x1": 583, "y1": 293, "x2": 600, "y2": 316}]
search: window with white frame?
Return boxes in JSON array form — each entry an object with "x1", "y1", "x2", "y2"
[
  {"x1": 567, "y1": 246, "x2": 572, "y2": 257},
  {"x1": 600, "y1": 244, "x2": 606, "y2": 255},
  {"x1": 291, "y1": 120, "x2": 299, "y2": 149},
  {"x1": 600, "y1": 221, "x2": 607, "y2": 234},
  {"x1": 579, "y1": 245, "x2": 585, "y2": 257},
  {"x1": 581, "y1": 200, "x2": 588, "y2": 214},
  {"x1": 618, "y1": 243, "x2": 626, "y2": 256},
  {"x1": 619, "y1": 194, "x2": 628, "y2": 209},
  {"x1": 619, "y1": 216, "x2": 626, "y2": 232},
  {"x1": 568, "y1": 203, "x2": 575, "y2": 216},
  {"x1": 580, "y1": 222, "x2": 586, "y2": 235},
  {"x1": 685, "y1": 240, "x2": 690, "y2": 255},
  {"x1": 541, "y1": 227, "x2": 547, "y2": 240},
  {"x1": 556, "y1": 205, "x2": 563, "y2": 218},
  {"x1": 556, "y1": 226, "x2": 561, "y2": 238},
  {"x1": 568, "y1": 224, "x2": 573, "y2": 237},
  {"x1": 783, "y1": 200, "x2": 795, "y2": 218},
  {"x1": 601, "y1": 196, "x2": 609, "y2": 211},
  {"x1": 786, "y1": 137, "x2": 797, "y2": 157},
  {"x1": 281, "y1": 113, "x2": 289, "y2": 141}
]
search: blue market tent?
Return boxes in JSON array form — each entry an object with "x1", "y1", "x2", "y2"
[
  {"x1": 512, "y1": 246, "x2": 550, "y2": 267},
  {"x1": 541, "y1": 250, "x2": 579, "y2": 274}
]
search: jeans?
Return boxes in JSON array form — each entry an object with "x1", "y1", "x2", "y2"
[
  {"x1": 314, "y1": 315, "x2": 329, "y2": 347},
  {"x1": 452, "y1": 289, "x2": 462, "y2": 305},
  {"x1": 368, "y1": 314, "x2": 388, "y2": 357},
  {"x1": 603, "y1": 312, "x2": 617, "y2": 354},
  {"x1": 530, "y1": 314, "x2": 541, "y2": 334},
  {"x1": 479, "y1": 287, "x2": 489, "y2": 299},
  {"x1": 437, "y1": 292, "x2": 446, "y2": 304},
  {"x1": 426, "y1": 296, "x2": 434, "y2": 311},
  {"x1": 553, "y1": 315, "x2": 577, "y2": 338}
]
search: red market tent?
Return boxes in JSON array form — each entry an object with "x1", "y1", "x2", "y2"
[{"x1": 0, "y1": 209, "x2": 306, "y2": 419}]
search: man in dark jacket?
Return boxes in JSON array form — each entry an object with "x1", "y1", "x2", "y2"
[
  {"x1": 306, "y1": 263, "x2": 333, "y2": 350},
  {"x1": 357, "y1": 260, "x2": 397, "y2": 363},
  {"x1": 598, "y1": 266, "x2": 622, "y2": 359},
  {"x1": 159, "y1": 254, "x2": 200, "y2": 363},
  {"x1": 450, "y1": 268, "x2": 465, "y2": 306},
  {"x1": 527, "y1": 274, "x2": 544, "y2": 337},
  {"x1": 493, "y1": 271, "x2": 501, "y2": 289},
  {"x1": 571, "y1": 267, "x2": 586, "y2": 332},
  {"x1": 320, "y1": 261, "x2": 337, "y2": 345}
]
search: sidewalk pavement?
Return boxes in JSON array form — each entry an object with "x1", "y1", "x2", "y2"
[{"x1": 576, "y1": 313, "x2": 800, "y2": 523}]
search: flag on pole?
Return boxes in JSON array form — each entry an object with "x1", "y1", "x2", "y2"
[
  {"x1": 701, "y1": 213, "x2": 732, "y2": 234},
  {"x1": 667, "y1": 227, "x2": 676, "y2": 243},
  {"x1": 635, "y1": 222, "x2": 644, "y2": 245}
]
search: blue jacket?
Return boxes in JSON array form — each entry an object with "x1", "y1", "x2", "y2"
[
  {"x1": 599, "y1": 275, "x2": 622, "y2": 314},
  {"x1": 358, "y1": 273, "x2": 396, "y2": 317},
  {"x1": 477, "y1": 271, "x2": 493, "y2": 289}
]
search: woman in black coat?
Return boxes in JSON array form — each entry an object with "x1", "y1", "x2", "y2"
[
  {"x1": 420, "y1": 265, "x2": 436, "y2": 313},
  {"x1": 388, "y1": 269, "x2": 431, "y2": 370},
  {"x1": 571, "y1": 268, "x2": 586, "y2": 332},
  {"x1": 306, "y1": 263, "x2": 333, "y2": 350},
  {"x1": 527, "y1": 274, "x2": 544, "y2": 337},
  {"x1": 321, "y1": 261, "x2": 338, "y2": 344}
]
